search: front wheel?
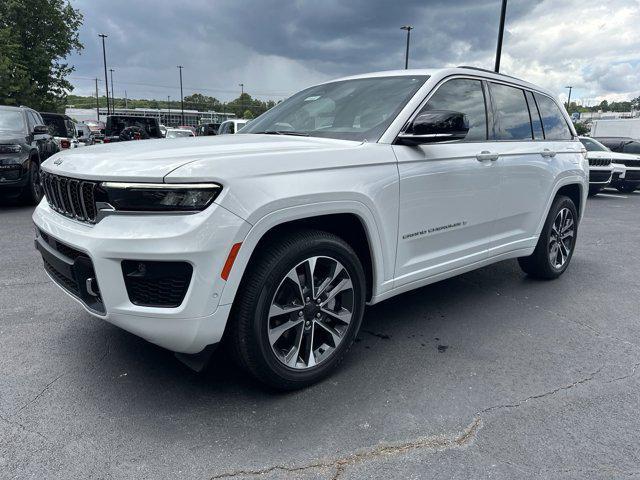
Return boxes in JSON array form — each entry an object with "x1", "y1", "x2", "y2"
[
  {"x1": 20, "y1": 160, "x2": 42, "y2": 205},
  {"x1": 227, "y1": 229, "x2": 366, "y2": 390},
  {"x1": 518, "y1": 195, "x2": 578, "y2": 279}
]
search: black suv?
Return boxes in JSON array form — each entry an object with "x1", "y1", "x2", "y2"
[
  {"x1": 104, "y1": 115, "x2": 163, "y2": 142},
  {"x1": 0, "y1": 105, "x2": 58, "y2": 204},
  {"x1": 196, "y1": 123, "x2": 220, "y2": 136},
  {"x1": 593, "y1": 136, "x2": 640, "y2": 155}
]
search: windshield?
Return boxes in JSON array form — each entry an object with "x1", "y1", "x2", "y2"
[
  {"x1": 166, "y1": 130, "x2": 193, "y2": 138},
  {"x1": 242, "y1": 75, "x2": 429, "y2": 142},
  {"x1": 580, "y1": 137, "x2": 609, "y2": 152},
  {"x1": 0, "y1": 110, "x2": 26, "y2": 133}
]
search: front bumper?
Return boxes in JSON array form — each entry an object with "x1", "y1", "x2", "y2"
[
  {"x1": 33, "y1": 200, "x2": 251, "y2": 353},
  {"x1": 0, "y1": 156, "x2": 29, "y2": 188}
]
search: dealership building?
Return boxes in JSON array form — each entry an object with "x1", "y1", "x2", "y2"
[{"x1": 65, "y1": 107, "x2": 236, "y2": 127}]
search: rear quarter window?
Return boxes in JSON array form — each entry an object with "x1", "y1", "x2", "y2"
[
  {"x1": 490, "y1": 83, "x2": 532, "y2": 140},
  {"x1": 534, "y1": 93, "x2": 572, "y2": 140}
]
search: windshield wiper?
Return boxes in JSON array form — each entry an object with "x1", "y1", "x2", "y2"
[{"x1": 256, "y1": 130, "x2": 310, "y2": 137}]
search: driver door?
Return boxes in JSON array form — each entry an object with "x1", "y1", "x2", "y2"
[{"x1": 393, "y1": 77, "x2": 502, "y2": 287}]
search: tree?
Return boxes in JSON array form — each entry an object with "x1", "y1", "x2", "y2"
[
  {"x1": 243, "y1": 109, "x2": 254, "y2": 119},
  {"x1": 0, "y1": 0, "x2": 83, "y2": 111}
]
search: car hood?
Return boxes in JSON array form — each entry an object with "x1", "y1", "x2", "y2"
[
  {"x1": 41, "y1": 134, "x2": 362, "y2": 182},
  {"x1": 0, "y1": 133, "x2": 26, "y2": 145},
  {"x1": 587, "y1": 151, "x2": 640, "y2": 161}
]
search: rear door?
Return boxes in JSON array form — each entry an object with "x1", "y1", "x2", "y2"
[
  {"x1": 487, "y1": 83, "x2": 577, "y2": 253},
  {"x1": 393, "y1": 77, "x2": 502, "y2": 286}
]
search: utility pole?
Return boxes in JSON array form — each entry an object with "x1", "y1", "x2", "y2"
[
  {"x1": 124, "y1": 90, "x2": 128, "y2": 109},
  {"x1": 98, "y1": 34, "x2": 110, "y2": 114},
  {"x1": 494, "y1": 0, "x2": 508, "y2": 72},
  {"x1": 565, "y1": 86, "x2": 573, "y2": 108},
  {"x1": 167, "y1": 95, "x2": 171, "y2": 126},
  {"x1": 239, "y1": 83, "x2": 244, "y2": 96},
  {"x1": 177, "y1": 65, "x2": 184, "y2": 125},
  {"x1": 95, "y1": 78, "x2": 100, "y2": 121},
  {"x1": 109, "y1": 68, "x2": 115, "y2": 110},
  {"x1": 400, "y1": 25, "x2": 413, "y2": 69}
]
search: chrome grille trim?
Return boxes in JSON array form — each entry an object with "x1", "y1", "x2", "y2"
[{"x1": 41, "y1": 172, "x2": 98, "y2": 224}]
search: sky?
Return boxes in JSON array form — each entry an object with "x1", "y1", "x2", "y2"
[{"x1": 67, "y1": 0, "x2": 640, "y2": 106}]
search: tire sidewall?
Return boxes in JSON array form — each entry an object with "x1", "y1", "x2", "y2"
[
  {"x1": 543, "y1": 196, "x2": 578, "y2": 276},
  {"x1": 251, "y1": 237, "x2": 366, "y2": 386}
]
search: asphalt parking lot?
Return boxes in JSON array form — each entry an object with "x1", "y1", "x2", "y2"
[{"x1": 1, "y1": 190, "x2": 639, "y2": 479}]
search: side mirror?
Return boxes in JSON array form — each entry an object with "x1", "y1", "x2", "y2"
[
  {"x1": 33, "y1": 124, "x2": 49, "y2": 135},
  {"x1": 397, "y1": 110, "x2": 469, "y2": 145}
]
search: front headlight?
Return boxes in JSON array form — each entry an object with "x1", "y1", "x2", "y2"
[
  {"x1": 0, "y1": 144, "x2": 22, "y2": 154},
  {"x1": 95, "y1": 182, "x2": 222, "y2": 212}
]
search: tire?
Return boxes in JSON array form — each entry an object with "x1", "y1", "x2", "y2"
[
  {"x1": 616, "y1": 183, "x2": 636, "y2": 193},
  {"x1": 226, "y1": 228, "x2": 366, "y2": 390},
  {"x1": 518, "y1": 195, "x2": 578, "y2": 280},
  {"x1": 19, "y1": 160, "x2": 42, "y2": 206}
]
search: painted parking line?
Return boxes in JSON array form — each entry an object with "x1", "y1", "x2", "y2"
[{"x1": 598, "y1": 193, "x2": 628, "y2": 199}]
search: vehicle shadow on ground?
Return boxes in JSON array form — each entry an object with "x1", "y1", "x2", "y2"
[{"x1": 67, "y1": 258, "x2": 536, "y2": 405}]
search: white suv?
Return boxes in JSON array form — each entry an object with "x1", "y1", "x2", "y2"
[{"x1": 33, "y1": 67, "x2": 588, "y2": 389}]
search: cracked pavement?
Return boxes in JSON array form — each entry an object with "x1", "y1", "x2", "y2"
[{"x1": 1, "y1": 191, "x2": 639, "y2": 479}]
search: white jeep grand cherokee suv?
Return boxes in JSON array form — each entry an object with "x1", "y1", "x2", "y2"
[{"x1": 33, "y1": 67, "x2": 588, "y2": 389}]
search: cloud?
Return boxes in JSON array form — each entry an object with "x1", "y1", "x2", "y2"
[{"x1": 67, "y1": 0, "x2": 640, "y2": 104}]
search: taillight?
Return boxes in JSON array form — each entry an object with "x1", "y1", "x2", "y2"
[
  {"x1": 60, "y1": 139, "x2": 71, "y2": 149},
  {"x1": 103, "y1": 137, "x2": 110, "y2": 143}
]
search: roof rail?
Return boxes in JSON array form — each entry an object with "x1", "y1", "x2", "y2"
[{"x1": 456, "y1": 65, "x2": 520, "y2": 81}]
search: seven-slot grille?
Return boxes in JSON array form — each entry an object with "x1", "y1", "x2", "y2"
[
  {"x1": 41, "y1": 171, "x2": 98, "y2": 223},
  {"x1": 588, "y1": 158, "x2": 612, "y2": 167}
]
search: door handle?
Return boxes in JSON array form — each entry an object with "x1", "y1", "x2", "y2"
[
  {"x1": 476, "y1": 151, "x2": 499, "y2": 162},
  {"x1": 541, "y1": 149, "x2": 556, "y2": 158}
]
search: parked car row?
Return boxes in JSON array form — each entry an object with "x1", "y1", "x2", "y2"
[{"x1": 579, "y1": 136, "x2": 640, "y2": 194}]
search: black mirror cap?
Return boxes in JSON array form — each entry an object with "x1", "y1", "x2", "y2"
[
  {"x1": 397, "y1": 110, "x2": 470, "y2": 145},
  {"x1": 33, "y1": 124, "x2": 49, "y2": 135}
]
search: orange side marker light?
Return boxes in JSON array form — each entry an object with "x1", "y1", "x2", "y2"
[{"x1": 221, "y1": 242, "x2": 242, "y2": 280}]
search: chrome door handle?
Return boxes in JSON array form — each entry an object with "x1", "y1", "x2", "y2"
[
  {"x1": 476, "y1": 151, "x2": 499, "y2": 162},
  {"x1": 541, "y1": 149, "x2": 556, "y2": 158}
]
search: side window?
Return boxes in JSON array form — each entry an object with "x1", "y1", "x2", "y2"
[
  {"x1": 229, "y1": 123, "x2": 235, "y2": 134},
  {"x1": 489, "y1": 83, "x2": 532, "y2": 140},
  {"x1": 418, "y1": 78, "x2": 487, "y2": 141},
  {"x1": 525, "y1": 91, "x2": 544, "y2": 140},
  {"x1": 534, "y1": 93, "x2": 572, "y2": 140},
  {"x1": 26, "y1": 111, "x2": 36, "y2": 131}
]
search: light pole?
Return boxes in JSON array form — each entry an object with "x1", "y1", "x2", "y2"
[
  {"x1": 109, "y1": 68, "x2": 115, "y2": 110},
  {"x1": 98, "y1": 34, "x2": 110, "y2": 114},
  {"x1": 177, "y1": 65, "x2": 184, "y2": 125},
  {"x1": 400, "y1": 25, "x2": 413, "y2": 69},
  {"x1": 167, "y1": 95, "x2": 171, "y2": 126},
  {"x1": 494, "y1": 0, "x2": 508, "y2": 73},
  {"x1": 566, "y1": 86, "x2": 573, "y2": 109},
  {"x1": 239, "y1": 83, "x2": 244, "y2": 96},
  {"x1": 95, "y1": 78, "x2": 100, "y2": 121}
]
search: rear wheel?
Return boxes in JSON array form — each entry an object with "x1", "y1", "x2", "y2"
[
  {"x1": 227, "y1": 229, "x2": 366, "y2": 390},
  {"x1": 518, "y1": 195, "x2": 578, "y2": 279}
]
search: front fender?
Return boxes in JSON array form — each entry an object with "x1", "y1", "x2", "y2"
[{"x1": 218, "y1": 200, "x2": 390, "y2": 307}]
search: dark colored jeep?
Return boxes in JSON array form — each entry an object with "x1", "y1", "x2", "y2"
[
  {"x1": 196, "y1": 123, "x2": 221, "y2": 136},
  {"x1": 104, "y1": 115, "x2": 163, "y2": 142},
  {"x1": 0, "y1": 105, "x2": 58, "y2": 204}
]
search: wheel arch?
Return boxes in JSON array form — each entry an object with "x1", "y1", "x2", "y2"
[
  {"x1": 219, "y1": 202, "x2": 385, "y2": 307},
  {"x1": 535, "y1": 176, "x2": 586, "y2": 236}
]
